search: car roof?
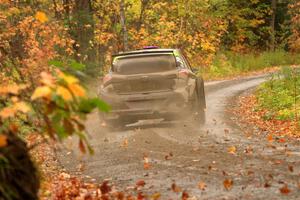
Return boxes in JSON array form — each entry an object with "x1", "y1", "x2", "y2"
[{"x1": 113, "y1": 48, "x2": 177, "y2": 58}]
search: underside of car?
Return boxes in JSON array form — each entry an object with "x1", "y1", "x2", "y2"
[{"x1": 99, "y1": 48, "x2": 206, "y2": 128}]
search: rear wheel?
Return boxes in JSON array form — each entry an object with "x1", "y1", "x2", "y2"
[{"x1": 191, "y1": 78, "x2": 206, "y2": 125}]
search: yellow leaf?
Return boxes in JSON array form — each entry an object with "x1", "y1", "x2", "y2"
[
  {"x1": 0, "y1": 107, "x2": 16, "y2": 119},
  {"x1": 31, "y1": 86, "x2": 52, "y2": 100},
  {"x1": 228, "y1": 146, "x2": 237, "y2": 154},
  {"x1": 68, "y1": 83, "x2": 86, "y2": 97},
  {"x1": 58, "y1": 72, "x2": 78, "y2": 85},
  {"x1": 151, "y1": 192, "x2": 161, "y2": 200},
  {"x1": 56, "y1": 86, "x2": 73, "y2": 101},
  {"x1": 0, "y1": 135, "x2": 8, "y2": 147},
  {"x1": 35, "y1": 11, "x2": 48, "y2": 23},
  {"x1": 14, "y1": 101, "x2": 31, "y2": 113}
]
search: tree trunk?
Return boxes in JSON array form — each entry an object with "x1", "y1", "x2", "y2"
[
  {"x1": 63, "y1": 0, "x2": 70, "y2": 20},
  {"x1": 120, "y1": 0, "x2": 128, "y2": 51},
  {"x1": 137, "y1": 0, "x2": 149, "y2": 31},
  {"x1": 270, "y1": 0, "x2": 277, "y2": 51},
  {"x1": 52, "y1": 0, "x2": 60, "y2": 18},
  {"x1": 0, "y1": 132, "x2": 39, "y2": 200},
  {"x1": 73, "y1": 0, "x2": 95, "y2": 65}
]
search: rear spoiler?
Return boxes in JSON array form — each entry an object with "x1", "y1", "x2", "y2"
[{"x1": 112, "y1": 50, "x2": 174, "y2": 60}]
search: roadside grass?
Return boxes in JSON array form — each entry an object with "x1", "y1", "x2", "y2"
[
  {"x1": 255, "y1": 66, "x2": 300, "y2": 127},
  {"x1": 200, "y1": 50, "x2": 300, "y2": 80}
]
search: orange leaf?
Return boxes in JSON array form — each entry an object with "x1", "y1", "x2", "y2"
[
  {"x1": 198, "y1": 181, "x2": 207, "y2": 190},
  {"x1": 56, "y1": 86, "x2": 73, "y2": 101},
  {"x1": 280, "y1": 185, "x2": 291, "y2": 195},
  {"x1": 267, "y1": 135, "x2": 273, "y2": 142},
  {"x1": 171, "y1": 183, "x2": 181, "y2": 193},
  {"x1": 0, "y1": 107, "x2": 16, "y2": 119},
  {"x1": 182, "y1": 190, "x2": 189, "y2": 200},
  {"x1": 278, "y1": 138, "x2": 286, "y2": 143},
  {"x1": 14, "y1": 101, "x2": 31, "y2": 113},
  {"x1": 0, "y1": 135, "x2": 8, "y2": 147},
  {"x1": 35, "y1": 11, "x2": 48, "y2": 23},
  {"x1": 143, "y1": 156, "x2": 150, "y2": 170},
  {"x1": 223, "y1": 179, "x2": 233, "y2": 190},
  {"x1": 68, "y1": 83, "x2": 86, "y2": 98},
  {"x1": 79, "y1": 139, "x2": 86, "y2": 154},
  {"x1": 40, "y1": 72, "x2": 55, "y2": 86},
  {"x1": 143, "y1": 162, "x2": 150, "y2": 170},
  {"x1": 0, "y1": 84, "x2": 27, "y2": 95},
  {"x1": 136, "y1": 180, "x2": 146, "y2": 187},
  {"x1": 121, "y1": 138, "x2": 128, "y2": 148}
]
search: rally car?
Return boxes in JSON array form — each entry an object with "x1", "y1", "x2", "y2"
[{"x1": 99, "y1": 47, "x2": 206, "y2": 127}]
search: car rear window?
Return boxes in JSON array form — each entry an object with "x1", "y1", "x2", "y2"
[{"x1": 112, "y1": 54, "x2": 176, "y2": 74}]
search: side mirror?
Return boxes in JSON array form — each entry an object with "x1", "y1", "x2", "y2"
[{"x1": 192, "y1": 67, "x2": 199, "y2": 73}]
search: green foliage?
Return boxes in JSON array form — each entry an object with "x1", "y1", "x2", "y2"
[
  {"x1": 49, "y1": 59, "x2": 86, "y2": 71},
  {"x1": 256, "y1": 66, "x2": 300, "y2": 120},
  {"x1": 78, "y1": 98, "x2": 110, "y2": 113},
  {"x1": 201, "y1": 50, "x2": 300, "y2": 79}
]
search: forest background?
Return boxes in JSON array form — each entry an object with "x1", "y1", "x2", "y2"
[
  {"x1": 1, "y1": 0, "x2": 300, "y2": 199},
  {"x1": 2, "y1": 0, "x2": 300, "y2": 79}
]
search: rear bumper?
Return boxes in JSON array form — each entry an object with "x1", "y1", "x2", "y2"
[{"x1": 99, "y1": 89, "x2": 190, "y2": 120}]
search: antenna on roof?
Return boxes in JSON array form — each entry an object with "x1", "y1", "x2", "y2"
[{"x1": 142, "y1": 46, "x2": 159, "y2": 49}]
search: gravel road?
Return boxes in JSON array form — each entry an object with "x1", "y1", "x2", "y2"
[{"x1": 58, "y1": 74, "x2": 300, "y2": 199}]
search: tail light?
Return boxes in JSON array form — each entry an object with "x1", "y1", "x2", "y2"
[
  {"x1": 178, "y1": 69, "x2": 190, "y2": 78},
  {"x1": 103, "y1": 74, "x2": 112, "y2": 85}
]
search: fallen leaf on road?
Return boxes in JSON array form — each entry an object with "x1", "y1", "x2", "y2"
[
  {"x1": 151, "y1": 192, "x2": 161, "y2": 200},
  {"x1": 264, "y1": 182, "x2": 271, "y2": 188},
  {"x1": 198, "y1": 181, "x2": 207, "y2": 191},
  {"x1": 171, "y1": 182, "x2": 182, "y2": 193},
  {"x1": 288, "y1": 165, "x2": 294, "y2": 172},
  {"x1": 79, "y1": 139, "x2": 86, "y2": 154},
  {"x1": 267, "y1": 135, "x2": 274, "y2": 142},
  {"x1": 136, "y1": 180, "x2": 146, "y2": 187},
  {"x1": 137, "y1": 192, "x2": 145, "y2": 200},
  {"x1": 228, "y1": 146, "x2": 237, "y2": 154},
  {"x1": 223, "y1": 179, "x2": 233, "y2": 190},
  {"x1": 244, "y1": 146, "x2": 253, "y2": 154},
  {"x1": 182, "y1": 190, "x2": 189, "y2": 200},
  {"x1": 280, "y1": 185, "x2": 291, "y2": 195},
  {"x1": 100, "y1": 180, "x2": 111, "y2": 195},
  {"x1": 278, "y1": 138, "x2": 286, "y2": 143},
  {"x1": 121, "y1": 138, "x2": 128, "y2": 148},
  {"x1": 213, "y1": 118, "x2": 217, "y2": 124},
  {"x1": 224, "y1": 128, "x2": 229, "y2": 134},
  {"x1": 274, "y1": 160, "x2": 283, "y2": 165},
  {"x1": 143, "y1": 156, "x2": 151, "y2": 170},
  {"x1": 76, "y1": 163, "x2": 85, "y2": 172},
  {"x1": 165, "y1": 152, "x2": 173, "y2": 160}
]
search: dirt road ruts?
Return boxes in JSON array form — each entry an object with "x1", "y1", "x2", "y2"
[{"x1": 58, "y1": 74, "x2": 300, "y2": 199}]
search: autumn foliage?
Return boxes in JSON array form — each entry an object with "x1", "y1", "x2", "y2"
[{"x1": 1, "y1": 0, "x2": 300, "y2": 199}]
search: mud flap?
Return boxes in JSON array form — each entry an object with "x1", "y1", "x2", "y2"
[{"x1": 194, "y1": 78, "x2": 206, "y2": 124}]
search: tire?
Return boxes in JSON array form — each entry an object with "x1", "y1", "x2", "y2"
[
  {"x1": 191, "y1": 78, "x2": 206, "y2": 125},
  {"x1": 100, "y1": 113, "x2": 133, "y2": 131}
]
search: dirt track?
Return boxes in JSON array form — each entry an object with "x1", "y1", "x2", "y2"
[{"x1": 58, "y1": 75, "x2": 300, "y2": 199}]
